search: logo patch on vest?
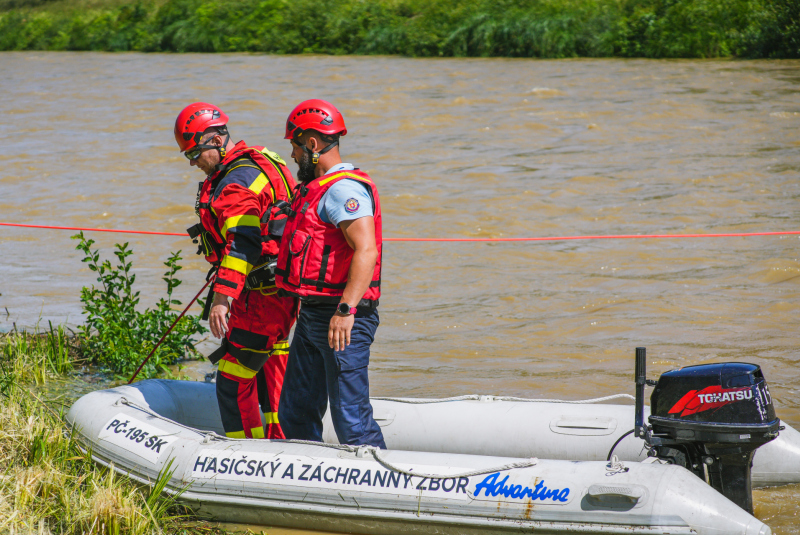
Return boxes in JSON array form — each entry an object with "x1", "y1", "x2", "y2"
[{"x1": 344, "y1": 198, "x2": 360, "y2": 214}]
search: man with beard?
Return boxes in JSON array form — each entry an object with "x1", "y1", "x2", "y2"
[
  {"x1": 275, "y1": 99, "x2": 386, "y2": 448},
  {"x1": 175, "y1": 102, "x2": 298, "y2": 440}
]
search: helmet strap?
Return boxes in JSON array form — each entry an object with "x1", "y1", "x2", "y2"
[
  {"x1": 214, "y1": 132, "x2": 231, "y2": 171},
  {"x1": 305, "y1": 140, "x2": 338, "y2": 166}
]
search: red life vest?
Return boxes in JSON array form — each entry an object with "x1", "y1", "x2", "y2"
[
  {"x1": 193, "y1": 141, "x2": 296, "y2": 266},
  {"x1": 275, "y1": 169, "x2": 382, "y2": 305}
]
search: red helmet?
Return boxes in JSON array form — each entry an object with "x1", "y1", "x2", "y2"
[
  {"x1": 174, "y1": 102, "x2": 229, "y2": 152},
  {"x1": 285, "y1": 99, "x2": 347, "y2": 141}
]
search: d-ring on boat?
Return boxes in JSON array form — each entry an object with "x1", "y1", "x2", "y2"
[{"x1": 67, "y1": 353, "x2": 784, "y2": 535}]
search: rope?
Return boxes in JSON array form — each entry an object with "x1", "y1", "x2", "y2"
[
  {"x1": 385, "y1": 231, "x2": 800, "y2": 242},
  {"x1": 117, "y1": 397, "x2": 537, "y2": 479},
  {"x1": 2, "y1": 222, "x2": 799, "y2": 243},
  {"x1": 370, "y1": 448, "x2": 538, "y2": 479},
  {"x1": 127, "y1": 276, "x2": 214, "y2": 384},
  {"x1": 0, "y1": 222, "x2": 184, "y2": 236},
  {"x1": 371, "y1": 394, "x2": 635, "y2": 404},
  {"x1": 605, "y1": 455, "x2": 629, "y2": 475}
]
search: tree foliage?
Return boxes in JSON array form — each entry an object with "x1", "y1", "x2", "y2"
[{"x1": 0, "y1": 0, "x2": 796, "y2": 57}]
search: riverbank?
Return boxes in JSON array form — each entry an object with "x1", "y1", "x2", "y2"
[
  {"x1": 0, "y1": 329, "x2": 227, "y2": 535},
  {"x1": 0, "y1": 0, "x2": 797, "y2": 58}
]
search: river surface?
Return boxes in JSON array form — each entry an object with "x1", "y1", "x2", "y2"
[{"x1": 1, "y1": 52, "x2": 799, "y2": 532}]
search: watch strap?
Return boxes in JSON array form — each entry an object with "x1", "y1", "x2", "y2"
[{"x1": 337, "y1": 302, "x2": 358, "y2": 315}]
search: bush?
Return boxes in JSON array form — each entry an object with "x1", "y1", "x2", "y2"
[
  {"x1": 72, "y1": 232, "x2": 206, "y2": 380},
  {"x1": 0, "y1": 0, "x2": 797, "y2": 58}
]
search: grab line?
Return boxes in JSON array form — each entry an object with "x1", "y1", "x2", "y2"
[{"x1": 1, "y1": 222, "x2": 799, "y2": 242}]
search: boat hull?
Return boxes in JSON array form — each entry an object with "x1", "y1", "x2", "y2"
[
  {"x1": 66, "y1": 380, "x2": 772, "y2": 535},
  {"x1": 337, "y1": 396, "x2": 800, "y2": 488}
]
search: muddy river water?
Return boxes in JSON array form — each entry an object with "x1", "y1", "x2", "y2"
[{"x1": 1, "y1": 52, "x2": 799, "y2": 532}]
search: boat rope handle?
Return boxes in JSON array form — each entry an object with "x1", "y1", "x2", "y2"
[
  {"x1": 370, "y1": 393, "x2": 635, "y2": 404},
  {"x1": 116, "y1": 396, "x2": 539, "y2": 478},
  {"x1": 2, "y1": 221, "x2": 800, "y2": 243},
  {"x1": 370, "y1": 447, "x2": 538, "y2": 479}
]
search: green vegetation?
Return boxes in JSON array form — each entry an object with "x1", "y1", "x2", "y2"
[
  {"x1": 0, "y1": 0, "x2": 797, "y2": 58},
  {"x1": 0, "y1": 329, "x2": 224, "y2": 535},
  {"x1": 72, "y1": 232, "x2": 206, "y2": 380}
]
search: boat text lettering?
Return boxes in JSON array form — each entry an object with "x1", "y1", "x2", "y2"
[
  {"x1": 191, "y1": 451, "x2": 471, "y2": 499},
  {"x1": 473, "y1": 472, "x2": 570, "y2": 503}
]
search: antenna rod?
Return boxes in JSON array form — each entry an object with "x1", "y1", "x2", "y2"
[{"x1": 635, "y1": 347, "x2": 647, "y2": 438}]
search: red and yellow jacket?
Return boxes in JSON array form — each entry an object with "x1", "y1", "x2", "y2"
[{"x1": 192, "y1": 141, "x2": 295, "y2": 300}]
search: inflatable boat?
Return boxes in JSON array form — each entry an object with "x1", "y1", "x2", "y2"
[
  {"x1": 356, "y1": 394, "x2": 800, "y2": 489},
  {"x1": 67, "y1": 374, "x2": 776, "y2": 535}
]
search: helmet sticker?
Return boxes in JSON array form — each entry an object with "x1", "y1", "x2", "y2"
[{"x1": 344, "y1": 198, "x2": 360, "y2": 214}]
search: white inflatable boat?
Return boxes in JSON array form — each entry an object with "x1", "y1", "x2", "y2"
[
  {"x1": 67, "y1": 380, "x2": 774, "y2": 535},
  {"x1": 358, "y1": 393, "x2": 800, "y2": 488}
]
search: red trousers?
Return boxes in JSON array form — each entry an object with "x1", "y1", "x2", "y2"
[{"x1": 215, "y1": 289, "x2": 297, "y2": 439}]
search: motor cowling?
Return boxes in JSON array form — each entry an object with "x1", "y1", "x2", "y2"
[{"x1": 646, "y1": 361, "x2": 781, "y2": 514}]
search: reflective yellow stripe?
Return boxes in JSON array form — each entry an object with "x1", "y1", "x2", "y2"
[
  {"x1": 225, "y1": 162, "x2": 275, "y2": 199},
  {"x1": 218, "y1": 358, "x2": 259, "y2": 379},
  {"x1": 319, "y1": 171, "x2": 372, "y2": 187},
  {"x1": 260, "y1": 151, "x2": 293, "y2": 201},
  {"x1": 250, "y1": 426, "x2": 265, "y2": 439},
  {"x1": 220, "y1": 255, "x2": 252, "y2": 276},
  {"x1": 264, "y1": 412, "x2": 279, "y2": 424},
  {"x1": 220, "y1": 214, "x2": 260, "y2": 236},
  {"x1": 260, "y1": 148, "x2": 286, "y2": 166},
  {"x1": 248, "y1": 172, "x2": 269, "y2": 196},
  {"x1": 227, "y1": 162, "x2": 260, "y2": 173},
  {"x1": 271, "y1": 340, "x2": 290, "y2": 356},
  {"x1": 226, "y1": 430, "x2": 246, "y2": 439}
]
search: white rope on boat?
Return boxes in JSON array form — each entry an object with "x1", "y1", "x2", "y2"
[
  {"x1": 370, "y1": 447, "x2": 538, "y2": 479},
  {"x1": 605, "y1": 455, "x2": 629, "y2": 475},
  {"x1": 371, "y1": 393, "x2": 635, "y2": 404},
  {"x1": 116, "y1": 397, "x2": 538, "y2": 479}
]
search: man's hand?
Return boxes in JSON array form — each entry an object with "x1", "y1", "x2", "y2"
[
  {"x1": 329, "y1": 312, "x2": 355, "y2": 351},
  {"x1": 209, "y1": 292, "x2": 231, "y2": 339}
]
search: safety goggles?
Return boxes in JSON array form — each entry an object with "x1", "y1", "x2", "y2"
[{"x1": 184, "y1": 144, "x2": 215, "y2": 161}]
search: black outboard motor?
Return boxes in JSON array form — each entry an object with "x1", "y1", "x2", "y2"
[{"x1": 634, "y1": 347, "x2": 781, "y2": 514}]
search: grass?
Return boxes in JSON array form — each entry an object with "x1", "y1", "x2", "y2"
[
  {"x1": 0, "y1": 0, "x2": 796, "y2": 58},
  {"x1": 0, "y1": 328, "x2": 228, "y2": 535}
]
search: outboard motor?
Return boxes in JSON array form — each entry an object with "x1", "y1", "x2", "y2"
[{"x1": 634, "y1": 347, "x2": 781, "y2": 514}]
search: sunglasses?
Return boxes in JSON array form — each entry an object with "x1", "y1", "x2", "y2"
[{"x1": 184, "y1": 143, "x2": 216, "y2": 161}]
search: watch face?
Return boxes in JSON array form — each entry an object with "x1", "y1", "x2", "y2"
[{"x1": 338, "y1": 303, "x2": 350, "y2": 314}]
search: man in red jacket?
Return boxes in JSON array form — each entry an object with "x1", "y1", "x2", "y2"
[{"x1": 175, "y1": 102, "x2": 298, "y2": 439}]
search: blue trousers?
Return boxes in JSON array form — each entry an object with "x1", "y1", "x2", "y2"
[{"x1": 278, "y1": 304, "x2": 386, "y2": 448}]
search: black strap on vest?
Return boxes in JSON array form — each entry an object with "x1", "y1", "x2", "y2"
[
  {"x1": 201, "y1": 267, "x2": 217, "y2": 321},
  {"x1": 316, "y1": 245, "x2": 331, "y2": 292}
]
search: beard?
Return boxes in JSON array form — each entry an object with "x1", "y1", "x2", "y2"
[{"x1": 296, "y1": 149, "x2": 317, "y2": 183}]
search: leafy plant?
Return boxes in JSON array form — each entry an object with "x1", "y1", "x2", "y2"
[{"x1": 71, "y1": 232, "x2": 206, "y2": 380}]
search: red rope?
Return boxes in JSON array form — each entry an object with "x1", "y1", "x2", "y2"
[
  {"x1": 0, "y1": 222, "x2": 184, "y2": 236},
  {"x1": 2, "y1": 222, "x2": 799, "y2": 242},
  {"x1": 384, "y1": 231, "x2": 800, "y2": 242},
  {"x1": 127, "y1": 276, "x2": 214, "y2": 384}
]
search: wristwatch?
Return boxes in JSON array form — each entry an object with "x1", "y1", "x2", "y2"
[{"x1": 337, "y1": 302, "x2": 358, "y2": 315}]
